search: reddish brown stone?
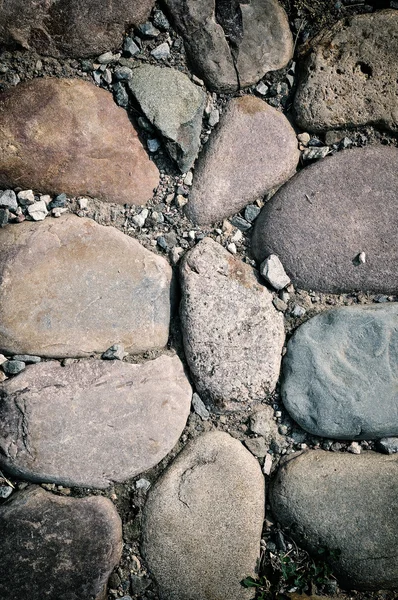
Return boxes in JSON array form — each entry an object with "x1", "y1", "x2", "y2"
[{"x1": 0, "y1": 78, "x2": 159, "y2": 205}]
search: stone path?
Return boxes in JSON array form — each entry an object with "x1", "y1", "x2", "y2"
[{"x1": 0, "y1": 2, "x2": 398, "y2": 600}]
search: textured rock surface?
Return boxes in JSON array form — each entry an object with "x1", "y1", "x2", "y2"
[
  {"x1": 128, "y1": 65, "x2": 206, "y2": 172},
  {"x1": 0, "y1": 356, "x2": 191, "y2": 488},
  {"x1": 163, "y1": 0, "x2": 293, "y2": 92},
  {"x1": 294, "y1": 10, "x2": 398, "y2": 133},
  {"x1": 282, "y1": 304, "x2": 398, "y2": 440},
  {"x1": 271, "y1": 450, "x2": 398, "y2": 590},
  {"x1": 0, "y1": 0, "x2": 154, "y2": 57},
  {"x1": 180, "y1": 238, "x2": 285, "y2": 408},
  {"x1": 0, "y1": 215, "x2": 172, "y2": 358},
  {"x1": 0, "y1": 78, "x2": 159, "y2": 205},
  {"x1": 252, "y1": 146, "x2": 398, "y2": 293},
  {"x1": 0, "y1": 486, "x2": 122, "y2": 600},
  {"x1": 186, "y1": 96, "x2": 299, "y2": 225},
  {"x1": 143, "y1": 431, "x2": 265, "y2": 600}
]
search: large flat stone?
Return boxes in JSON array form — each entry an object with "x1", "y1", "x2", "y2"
[
  {"x1": 282, "y1": 304, "x2": 398, "y2": 440},
  {"x1": 0, "y1": 78, "x2": 159, "y2": 205},
  {"x1": 0, "y1": 215, "x2": 172, "y2": 358},
  {"x1": 0, "y1": 486, "x2": 122, "y2": 600},
  {"x1": 252, "y1": 146, "x2": 398, "y2": 293},
  {"x1": 0, "y1": 356, "x2": 191, "y2": 488},
  {"x1": 270, "y1": 450, "x2": 398, "y2": 590},
  {"x1": 143, "y1": 431, "x2": 265, "y2": 600},
  {"x1": 163, "y1": 0, "x2": 293, "y2": 92},
  {"x1": 180, "y1": 238, "x2": 285, "y2": 409},
  {"x1": 186, "y1": 96, "x2": 299, "y2": 225},
  {"x1": 128, "y1": 65, "x2": 206, "y2": 172},
  {"x1": 0, "y1": 0, "x2": 154, "y2": 57},
  {"x1": 294, "y1": 10, "x2": 398, "y2": 133}
]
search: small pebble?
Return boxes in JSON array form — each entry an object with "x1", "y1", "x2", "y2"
[
  {"x1": 48, "y1": 193, "x2": 67, "y2": 209},
  {"x1": 208, "y1": 109, "x2": 220, "y2": 127},
  {"x1": 255, "y1": 81, "x2": 269, "y2": 96},
  {"x1": 114, "y1": 66, "x2": 133, "y2": 81},
  {"x1": 151, "y1": 43, "x2": 170, "y2": 60},
  {"x1": 2, "y1": 360, "x2": 26, "y2": 375},
  {"x1": 0, "y1": 354, "x2": 7, "y2": 365},
  {"x1": 0, "y1": 208, "x2": 9, "y2": 227},
  {"x1": 97, "y1": 51, "x2": 116, "y2": 64},
  {"x1": 192, "y1": 392, "x2": 210, "y2": 420},
  {"x1": 348, "y1": 441, "x2": 361, "y2": 455},
  {"x1": 0, "y1": 190, "x2": 17, "y2": 212},
  {"x1": 273, "y1": 298, "x2": 288, "y2": 312},
  {"x1": 132, "y1": 209, "x2": 148, "y2": 227},
  {"x1": 17, "y1": 190, "x2": 35, "y2": 205},
  {"x1": 227, "y1": 243, "x2": 237, "y2": 255},
  {"x1": 244, "y1": 205, "x2": 260, "y2": 223},
  {"x1": 147, "y1": 138, "x2": 161, "y2": 153},
  {"x1": 153, "y1": 9, "x2": 170, "y2": 30},
  {"x1": 263, "y1": 454, "x2": 273, "y2": 476},
  {"x1": 27, "y1": 200, "x2": 48, "y2": 221},
  {"x1": 302, "y1": 147, "x2": 330, "y2": 161},
  {"x1": 183, "y1": 172, "x2": 193, "y2": 186},
  {"x1": 291, "y1": 304, "x2": 306, "y2": 318},
  {"x1": 12, "y1": 355, "x2": 41, "y2": 364},
  {"x1": 123, "y1": 37, "x2": 140, "y2": 57},
  {"x1": 175, "y1": 195, "x2": 188, "y2": 209},
  {"x1": 137, "y1": 22, "x2": 160, "y2": 38},
  {"x1": 0, "y1": 486, "x2": 13, "y2": 499},
  {"x1": 78, "y1": 198, "x2": 89, "y2": 210},
  {"x1": 135, "y1": 478, "x2": 151, "y2": 492},
  {"x1": 260, "y1": 255, "x2": 290, "y2": 290},
  {"x1": 230, "y1": 215, "x2": 251, "y2": 231},
  {"x1": 297, "y1": 132, "x2": 310, "y2": 146},
  {"x1": 101, "y1": 344, "x2": 127, "y2": 361},
  {"x1": 358, "y1": 251, "x2": 366, "y2": 264}
]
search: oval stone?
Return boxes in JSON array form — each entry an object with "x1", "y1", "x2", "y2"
[
  {"x1": 0, "y1": 215, "x2": 171, "y2": 358},
  {"x1": 0, "y1": 355, "x2": 191, "y2": 488},
  {"x1": 142, "y1": 431, "x2": 265, "y2": 600},
  {"x1": 282, "y1": 304, "x2": 398, "y2": 440},
  {"x1": 270, "y1": 450, "x2": 398, "y2": 590},
  {"x1": 252, "y1": 146, "x2": 398, "y2": 293}
]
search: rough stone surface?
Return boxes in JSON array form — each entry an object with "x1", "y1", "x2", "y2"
[
  {"x1": 0, "y1": 486, "x2": 122, "y2": 600},
  {"x1": 143, "y1": 431, "x2": 265, "y2": 600},
  {"x1": 0, "y1": 78, "x2": 159, "y2": 205},
  {"x1": 163, "y1": 0, "x2": 293, "y2": 92},
  {"x1": 0, "y1": 215, "x2": 172, "y2": 358},
  {"x1": 180, "y1": 238, "x2": 285, "y2": 408},
  {"x1": 270, "y1": 450, "x2": 398, "y2": 590},
  {"x1": 282, "y1": 304, "x2": 398, "y2": 440},
  {"x1": 128, "y1": 65, "x2": 206, "y2": 172},
  {"x1": 0, "y1": 356, "x2": 190, "y2": 488},
  {"x1": 252, "y1": 146, "x2": 398, "y2": 293},
  {"x1": 294, "y1": 10, "x2": 398, "y2": 133},
  {"x1": 186, "y1": 96, "x2": 299, "y2": 225},
  {"x1": 0, "y1": 0, "x2": 154, "y2": 58}
]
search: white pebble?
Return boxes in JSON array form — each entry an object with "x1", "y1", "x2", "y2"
[
  {"x1": 132, "y1": 208, "x2": 148, "y2": 228},
  {"x1": 227, "y1": 243, "x2": 237, "y2": 255},
  {"x1": 358, "y1": 251, "x2": 366, "y2": 264},
  {"x1": 17, "y1": 190, "x2": 35, "y2": 205},
  {"x1": 184, "y1": 172, "x2": 193, "y2": 186},
  {"x1": 260, "y1": 254, "x2": 290, "y2": 290},
  {"x1": 348, "y1": 441, "x2": 361, "y2": 455},
  {"x1": 263, "y1": 454, "x2": 273, "y2": 476},
  {"x1": 28, "y1": 200, "x2": 48, "y2": 221}
]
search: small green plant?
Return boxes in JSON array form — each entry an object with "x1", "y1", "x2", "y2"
[{"x1": 241, "y1": 575, "x2": 270, "y2": 600}]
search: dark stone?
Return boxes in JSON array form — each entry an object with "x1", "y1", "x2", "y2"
[
  {"x1": 0, "y1": 486, "x2": 122, "y2": 600},
  {"x1": 252, "y1": 146, "x2": 398, "y2": 293},
  {"x1": 2, "y1": 360, "x2": 25, "y2": 375}
]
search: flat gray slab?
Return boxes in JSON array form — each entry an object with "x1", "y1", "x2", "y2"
[
  {"x1": 0, "y1": 355, "x2": 191, "y2": 488},
  {"x1": 252, "y1": 146, "x2": 398, "y2": 293},
  {"x1": 271, "y1": 450, "x2": 398, "y2": 590},
  {"x1": 186, "y1": 96, "x2": 299, "y2": 225},
  {"x1": 0, "y1": 486, "x2": 122, "y2": 600},
  {"x1": 163, "y1": 0, "x2": 293, "y2": 92},
  {"x1": 180, "y1": 238, "x2": 285, "y2": 409},
  {"x1": 0, "y1": 214, "x2": 172, "y2": 358},
  {"x1": 143, "y1": 431, "x2": 265, "y2": 600},
  {"x1": 0, "y1": 78, "x2": 159, "y2": 205},
  {"x1": 294, "y1": 10, "x2": 398, "y2": 133},
  {"x1": 282, "y1": 304, "x2": 398, "y2": 440}
]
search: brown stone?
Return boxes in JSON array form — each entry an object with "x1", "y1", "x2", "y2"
[
  {"x1": 0, "y1": 486, "x2": 122, "y2": 600},
  {"x1": 0, "y1": 0, "x2": 154, "y2": 57},
  {"x1": 0, "y1": 356, "x2": 191, "y2": 488},
  {"x1": 252, "y1": 146, "x2": 398, "y2": 293},
  {"x1": 0, "y1": 78, "x2": 159, "y2": 205},
  {"x1": 0, "y1": 215, "x2": 172, "y2": 357},
  {"x1": 186, "y1": 96, "x2": 299, "y2": 225}
]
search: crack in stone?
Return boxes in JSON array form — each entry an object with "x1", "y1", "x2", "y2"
[
  {"x1": 177, "y1": 452, "x2": 218, "y2": 509},
  {"x1": 215, "y1": 0, "x2": 250, "y2": 87}
]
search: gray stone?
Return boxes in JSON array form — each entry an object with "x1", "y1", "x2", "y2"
[
  {"x1": 0, "y1": 215, "x2": 172, "y2": 358},
  {"x1": 180, "y1": 238, "x2": 285, "y2": 409},
  {"x1": 282, "y1": 304, "x2": 398, "y2": 440},
  {"x1": 151, "y1": 43, "x2": 170, "y2": 60},
  {"x1": 101, "y1": 344, "x2": 127, "y2": 361},
  {"x1": 2, "y1": 360, "x2": 25, "y2": 375},
  {"x1": 0, "y1": 485, "x2": 12, "y2": 498},
  {"x1": 260, "y1": 255, "x2": 290, "y2": 290},
  {"x1": 294, "y1": 11, "x2": 398, "y2": 133},
  {"x1": 378, "y1": 438, "x2": 398, "y2": 454},
  {"x1": 142, "y1": 431, "x2": 265, "y2": 600},
  {"x1": 162, "y1": 0, "x2": 293, "y2": 93},
  {"x1": 123, "y1": 37, "x2": 140, "y2": 57},
  {"x1": 0, "y1": 0, "x2": 154, "y2": 58},
  {"x1": 0, "y1": 355, "x2": 191, "y2": 488},
  {"x1": 244, "y1": 204, "x2": 261, "y2": 223},
  {"x1": 128, "y1": 65, "x2": 206, "y2": 172},
  {"x1": 252, "y1": 146, "x2": 398, "y2": 293},
  {"x1": 137, "y1": 22, "x2": 160, "y2": 38},
  {"x1": 12, "y1": 355, "x2": 41, "y2": 364},
  {"x1": 27, "y1": 200, "x2": 48, "y2": 221},
  {"x1": 17, "y1": 189, "x2": 35, "y2": 205},
  {"x1": 191, "y1": 392, "x2": 210, "y2": 420},
  {"x1": 250, "y1": 406, "x2": 285, "y2": 450},
  {"x1": 270, "y1": 450, "x2": 398, "y2": 590},
  {"x1": 0, "y1": 190, "x2": 17, "y2": 212},
  {"x1": 186, "y1": 96, "x2": 299, "y2": 225},
  {"x1": 245, "y1": 437, "x2": 268, "y2": 458},
  {"x1": 0, "y1": 78, "x2": 159, "y2": 206},
  {"x1": 0, "y1": 486, "x2": 122, "y2": 599}
]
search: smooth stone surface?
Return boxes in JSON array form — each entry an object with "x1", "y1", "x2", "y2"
[
  {"x1": 180, "y1": 238, "x2": 285, "y2": 408},
  {"x1": 282, "y1": 304, "x2": 398, "y2": 440},
  {"x1": 0, "y1": 0, "x2": 154, "y2": 57},
  {"x1": 128, "y1": 65, "x2": 206, "y2": 172},
  {"x1": 0, "y1": 486, "x2": 122, "y2": 600},
  {"x1": 163, "y1": 0, "x2": 293, "y2": 92},
  {"x1": 186, "y1": 96, "x2": 299, "y2": 225},
  {"x1": 0, "y1": 356, "x2": 190, "y2": 488},
  {"x1": 294, "y1": 11, "x2": 398, "y2": 133},
  {"x1": 252, "y1": 146, "x2": 398, "y2": 293},
  {"x1": 143, "y1": 431, "x2": 265, "y2": 600},
  {"x1": 270, "y1": 450, "x2": 398, "y2": 590},
  {"x1": 0, "y1": 78, "x2": 159, "y2": 205},
  {"x1": 0, "y1": 215, "x2": 172, "y2": 358}
]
